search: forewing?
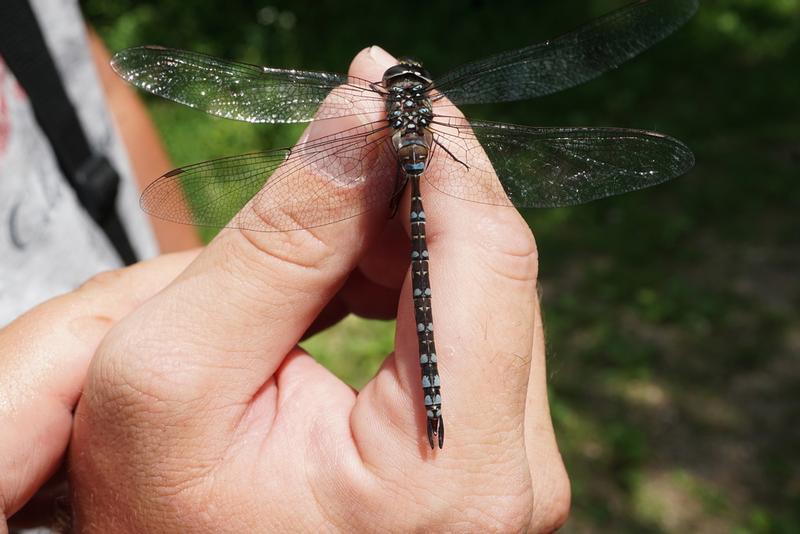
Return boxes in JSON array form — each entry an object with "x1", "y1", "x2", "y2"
[
  {"x1": 141, "y1": 120, "x2": 398, "y2": 231},
  {"x1": 432, "y1": 0, "x2": 698, "y2": 105},
  {"x1": 111, "y1": 46, "x2": 384, "y2": 123},
  {"x1": 427, "y1": 117, "x2": 694, "y2": 208}
]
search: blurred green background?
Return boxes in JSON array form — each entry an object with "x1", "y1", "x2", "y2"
[{"x1": 84, "y1": 0, "x2": 799, "y2": 531}]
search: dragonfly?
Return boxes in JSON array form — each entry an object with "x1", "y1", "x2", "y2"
[{"x1": 111, "y1": 0, "x2": 698, "y2": 450}]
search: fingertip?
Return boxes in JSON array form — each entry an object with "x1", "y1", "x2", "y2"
[
  {"x1": 348, "y1": 45, "x2": 397, "y2": 81},
  {"x1": 367, "y1": 45, "x2": 397, "y2": 66},
  {"x1": 303, "y1": 47, "x2": 397, "y2": 144}
]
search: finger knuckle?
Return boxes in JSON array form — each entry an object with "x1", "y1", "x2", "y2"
[
  {"x1": 78, "y1": 267, "x2": 129, "y2": 293},
  {"x1": 224, "y1": 222, "x2": 340, "y2": 285},
  {"x1": 531, "y1": 469, "x2": 572, "y2": 532},
  {"x1": 468, "y1": 495, "x2": 535, "y2": 532},
  {"x1": 474, "y1": 211, "x2": 539, "y2": 283},
  {"x1": 420, "y1": 465, "x2": 535, "y2": 532}
]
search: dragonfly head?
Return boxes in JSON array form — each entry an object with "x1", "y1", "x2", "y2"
[{"x1": 382, "y1": 58, "x2": 433, "y2": 87}]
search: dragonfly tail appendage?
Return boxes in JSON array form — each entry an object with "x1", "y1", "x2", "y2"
[{"x1": 427, "y1": 416, "x2": 444, "y2": 450}]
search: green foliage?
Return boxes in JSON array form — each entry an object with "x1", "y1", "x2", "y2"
[
  {"x1": 84, "y1": 0, "x2": 799, "y2": 530},
  {"x1": 301, "y1": 316, "x2": 395, "y2": 390}
]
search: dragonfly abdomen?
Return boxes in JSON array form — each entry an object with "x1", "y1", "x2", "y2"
[{"x1": 409, "y1": 175, "x2": 443, "y2": 449}]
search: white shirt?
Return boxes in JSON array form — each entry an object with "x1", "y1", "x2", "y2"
[{"x1": 0, "y1": 0, "x2": 159, "y2": 326}]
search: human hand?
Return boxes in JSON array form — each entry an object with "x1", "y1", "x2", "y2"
[
  {"x1": 0, "y1": 251, "x2": 199, "y2": 532},
  {"x1": 68, "y1": 46, "x2": 570, "y2": 532}
]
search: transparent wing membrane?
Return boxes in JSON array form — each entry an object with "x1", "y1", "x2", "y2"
[
  {"x1": 111, "y1": 46, "x2": 386, "y2": 124},
  {"x1": 432, "y1": 0, "x2": 698, "y2": 105},
  {"x1": 427, "y1": 117, "x2": 694, "y2": 208},
  {"x1": 140, "y1": 121, "x2": 398, "y2": 231}
]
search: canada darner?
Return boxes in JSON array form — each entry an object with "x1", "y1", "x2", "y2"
[{"x1": 111, "y1": 0, "x2": 698, "y2": 449}]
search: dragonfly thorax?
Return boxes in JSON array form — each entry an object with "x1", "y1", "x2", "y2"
[{"x1": 383, "y1": 62, "x2": 435, "y2": 176}]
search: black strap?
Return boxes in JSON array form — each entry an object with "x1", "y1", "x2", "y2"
[{"x1": 0, "y1": 0, "x2": 138, "y2": 265}]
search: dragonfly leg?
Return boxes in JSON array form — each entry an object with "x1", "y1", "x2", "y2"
[
  {"x1": 433, "y1": 135, "x2": 469, "y2": 170},
  {"x1": 389, "y1": 172, "x2": 409, "y2": 218},
  {"x1": 368, "y1": 81, "x2": 388, "y2": 94}
]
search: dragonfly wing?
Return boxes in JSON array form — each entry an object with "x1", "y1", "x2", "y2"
[
  {"x1": 111, "y1": 46, "x2": 385, "y2": 123},
  {"x1": 141, "y1": 120, "x2": 397, "y2": 231},
  {"x1": 432, "y1": 0, "x2": 698, "y2": 105},
  {"x1": 426, "y1": 117, "x2": 694, "y2": 208}
]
